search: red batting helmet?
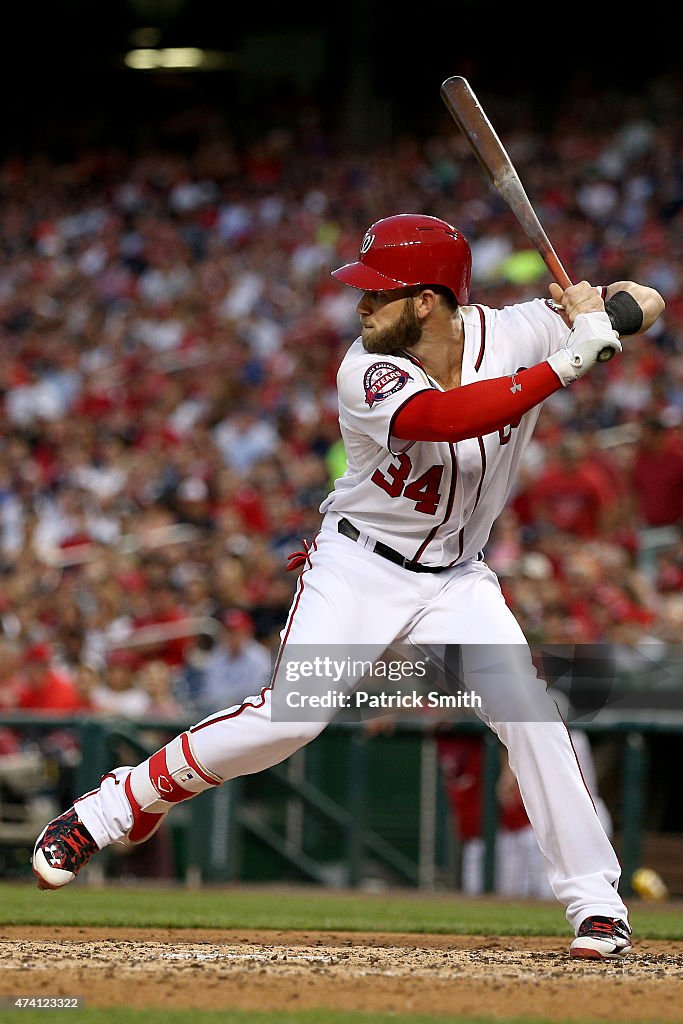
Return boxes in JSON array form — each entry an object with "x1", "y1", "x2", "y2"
[{"x1": 331, "y1": 214, "x2": 472, "y2": 305}]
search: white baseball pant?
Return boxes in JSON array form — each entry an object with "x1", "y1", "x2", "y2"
[{"x1": 76, "y1": 520, "x2": 627, "y2": 931}]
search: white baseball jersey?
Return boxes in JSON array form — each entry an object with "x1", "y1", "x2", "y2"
[{"x1": 320, "y1": 298, "x2": 570, "y2": 566}]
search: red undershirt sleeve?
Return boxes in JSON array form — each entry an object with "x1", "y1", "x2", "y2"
[{"x1": 392, "y1": 361, "x2": 562, "y2": 443}]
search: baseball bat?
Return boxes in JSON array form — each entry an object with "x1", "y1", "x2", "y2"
[{"x1": 440, "y1": 75, "x2": 614, "y2": 361}]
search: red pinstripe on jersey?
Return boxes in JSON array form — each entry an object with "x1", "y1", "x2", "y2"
[
  {"x1": 473, "y1": 305, "x2": 486, "y2": 371},
  {"x1": 453, "y1": 434, "x2": 487, "y2": 563},
  {"x1": 411, "y1": 444, "x2": 457, "y2": 562}
]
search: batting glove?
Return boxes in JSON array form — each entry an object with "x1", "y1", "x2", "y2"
[{"x1": 547, "y1": 311, "x2": 622, "y2": 386}]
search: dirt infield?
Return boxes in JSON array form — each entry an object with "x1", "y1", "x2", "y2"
[{"x1": 1, "y1": 926, "x2": 683, "y2": 1020}]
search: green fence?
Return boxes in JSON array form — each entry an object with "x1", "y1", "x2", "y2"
[{"x1": 0, "y1": 712, "x2": 668, "y2": 896}]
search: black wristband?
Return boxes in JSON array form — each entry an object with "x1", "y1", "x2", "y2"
[{"x1": 604, "y1": 291, "x2": 644, "y2": 336}]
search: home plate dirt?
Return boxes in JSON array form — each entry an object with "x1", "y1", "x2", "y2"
[{"x1": 1, "y1": 927, "x2": 683, "y2": 1019}]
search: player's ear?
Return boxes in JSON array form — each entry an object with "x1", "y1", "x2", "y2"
[{"x1": 413, "y1": 288, "x2": 438, "y2": 318}]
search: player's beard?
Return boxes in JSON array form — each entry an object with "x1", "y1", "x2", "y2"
[{"x1": 361, "y1": 300, "x2": 422, "y2": 355}]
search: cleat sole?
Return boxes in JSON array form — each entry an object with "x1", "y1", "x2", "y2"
[{"x1": 570, "y1": 946, "x2": 609, "y2": 960}]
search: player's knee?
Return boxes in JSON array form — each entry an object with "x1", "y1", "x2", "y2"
[{"x1": 277, "y1": 718, "x2": 326, "y2": 749}]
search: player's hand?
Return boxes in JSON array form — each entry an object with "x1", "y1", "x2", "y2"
[
  {"x1": 547, "y1": 311, "x2": 622, "y2": 386},
  {"x1": 549, "y1": 281, "x2": 605, "y2": 327}
]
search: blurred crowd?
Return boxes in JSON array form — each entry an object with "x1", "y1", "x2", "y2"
[{"x1": 0, "y1": 74, "x2": 683, "y2": 735}]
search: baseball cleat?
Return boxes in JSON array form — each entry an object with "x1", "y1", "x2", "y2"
[
  {"x1": 569, "y1": 916, "x2": 632, "y2": 960},
  {"x1": 32, "y1": 808, "x2": 99, "y2": 890}
]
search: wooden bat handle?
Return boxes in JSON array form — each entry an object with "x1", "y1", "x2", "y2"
[{"x1": 544, "y1": 256, "x2": 572, "y2": 292}]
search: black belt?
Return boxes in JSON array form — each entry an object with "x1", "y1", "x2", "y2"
[{"x1": 337, "y1": 517, "x2": 450, "y2": 574}]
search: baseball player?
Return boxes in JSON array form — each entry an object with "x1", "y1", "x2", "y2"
[{"x1": 33, "y1": 214, "x2": 664, "y2": 960}]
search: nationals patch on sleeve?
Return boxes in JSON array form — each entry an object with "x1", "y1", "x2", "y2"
[{"x1": 364, "y1": 362, "x2": 412, "y2": 407}]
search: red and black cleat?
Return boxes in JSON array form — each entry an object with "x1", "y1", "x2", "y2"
[
  {"x1": 570, "y1": 916, "x2": 632, "y2": 960},
  {"x1": 32, "y1": 808, "x2": 99, "y2": 890}
]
